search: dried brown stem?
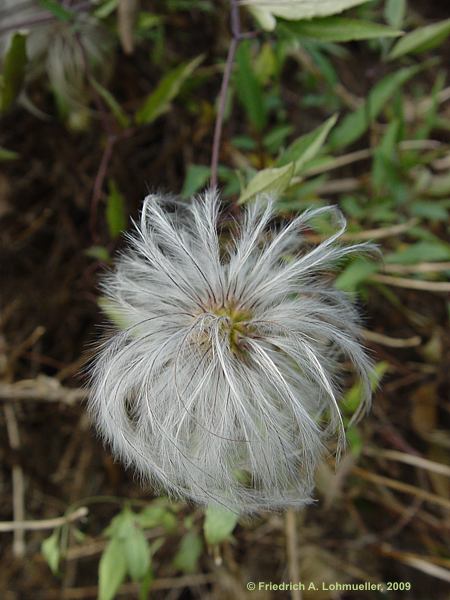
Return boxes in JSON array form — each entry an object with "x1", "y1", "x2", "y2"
[
  {"x1": 3, "y1": 404, "x2": 26, "y2": 556},
  {"x1": 285, "y1": 509, "x2": 302, "y2": 600},
  {"x1": 0, "y1": 507, "x2": 88, "y2": 533},
  {"x1": 0, "y1": 376, "x2": 88, "y2": 405}
]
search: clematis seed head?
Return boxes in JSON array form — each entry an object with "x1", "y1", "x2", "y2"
[{"x1": 88, "y1": 191, "x2": 374, "y2": 514}]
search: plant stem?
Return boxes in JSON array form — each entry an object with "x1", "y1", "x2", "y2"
[
  {"x1": 210, "y1": 0, "x2": 242, "y2": 189},
  {"x1": 285, "y1": 508, "x2": 302, "y2": 600}
]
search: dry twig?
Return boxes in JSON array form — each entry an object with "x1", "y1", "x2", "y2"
[
  {"x1": 371, "y1": 274, "x2": 450, "y2": 293},
  {"x1": 3, "y1": 404, "x2": 26, "y2": 557},
  {"x1": 285, "y1": 509, "x2": 302, "y2": 600},
  {"x1": 353, "y1": 467, "x2": 450, "y2": 510},
  {"x1": 0, "y1": 507, "x2": 88, "y2": 533},
  {"x1": 362, "y1": 329, "x2": 421, "y2": 348},
  {"x1": 0, "y1": 376, "x2": 88, "y2": 405}
]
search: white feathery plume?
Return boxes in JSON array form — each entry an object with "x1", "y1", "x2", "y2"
[{"x1": 89, "y1": 191, "x2": 373, "y2": 513}]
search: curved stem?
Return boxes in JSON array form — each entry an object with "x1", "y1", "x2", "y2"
[{"x1": 210, "y1": 0, "x2": 242, "y2": 189}]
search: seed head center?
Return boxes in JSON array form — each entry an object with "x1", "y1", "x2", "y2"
[{"x1": 211, "y1": 304, "x2": 253, "y2": 354}]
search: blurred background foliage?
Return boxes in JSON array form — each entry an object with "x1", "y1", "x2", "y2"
[{"x1": 0, "y1": 1, "x2": 449, "y2": 599}]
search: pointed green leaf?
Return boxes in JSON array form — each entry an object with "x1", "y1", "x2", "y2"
[
  {"x1": 98, "y1": 297, "x2": 132, "y2": 330},
  {"x1": 389, "y1": 18, "x2": 450, "y2": 60},
  {"x1": 137, "y1": 505, "x2": 176, "y2": 532},
  {"x1": 238, "y1": 162, "x2": 295, "y2": 204},
  {"x1": 90, "y1": 79, "x2": 130, "y2": 128},
  {"x1": 138, "y1": 567, "x2": 155, "y2": 600},
  {"x1": 371, "y1": 119, "x2": 400, "y2": 192},
  {"x1": 173, "y1": 531, "x2": 203, "y2": 574},
  {"x1": 106, "y1": 180, "x2": 127, "y2": 239},
  {"x1": 284, "y1": 17, "x2": 402, "y2": 42},
  {"x1": 244, "y1": 0, "x2": 371, "y2": 30},
  {"x1": 329, "y1": 65, "x2": 421, "y2": 150},
  {"x1": 385, "y1": 241, "x2": 450, "y2": 265},
  {"x1": 41, "y1": 530, "x2": 61, "y2": 575},
  {"x1": 37, "y1": 0, "x2": 74, "y2": 21},
  {"x1": 104, "y1": 508, "x2": 135, "y2": 539},
  {"x1": 124, "y1": 527, "x2": 151, "y2": 582},
  {"x1": 94, "y1": 0, "x2": 119, "y2": 19},
  {"x1": 384, "y1": 0, "x2": 406, "y2": 29},
  {"x1": 235, "y1": 40, "x2": 267, "y2": 132},
  {"x1": 346, "y1": 426, "x2": 363, "y2": 456},
  {"x1": 99, "y1": 538, "x2": 127, "y2": 600},
  {"x1": 0, "y1": 147, "x2": 19, "y2": 161},
  {"x1": 181, "y1": 164, "x2": 211, "y2": 198},
  {"x1": 204, "y1": 506, "x2": 239, "y2": 545},
  {"x1": 0, "y1": 33, "x2": 27, "y2": 112},
  {"x1": 136, "y1": 55, "x2": 204, "y2": 125},
  {"x1": 277, "y1": 114, "x2": 337, "y2": 174},
  {"x1": 410, "y1": 201, "x2": 448, "y2": 222},
  {"x1": 246, "y1": 6, "x2": 277, "y2": 31},
  {"x1": 85, "y1": 245, "x2": 111, "y2": 262},
  {"x1": 335, "y1": 257, "x2": 379, "y2": 292},
  {"x1": 344, "y1": 362, "x2": 389, "y2": 415}
]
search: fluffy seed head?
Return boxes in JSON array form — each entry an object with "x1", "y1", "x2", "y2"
[
  {"x1": 0, "y1": 1, "x2": 112, "y2": 116},
  {"x1": 89, "y1": 192, "x2": 373, "y2": 513}
]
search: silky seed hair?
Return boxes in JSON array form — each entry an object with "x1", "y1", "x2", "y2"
[{"x1": 88, "y1": 191, "x2": 373, "y2": 514}]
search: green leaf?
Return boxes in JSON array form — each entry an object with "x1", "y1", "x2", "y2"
[
  {"x1": 389, "y1": 18, "x2": 450, "y2": 60},
  {"x1": 0, "y1": 33, "x2": 27, "y2": 112},
  {"x1": 138, "y1": 567, "x2": 155, "y2": 600},
  {"x1": 181, "y1": 165, "x2": 211, "y2": 198},
  {"x1": 99, "y1": 538, "x2": 127, "y2": 600},
  {"x1": 173, "y1": 531, "x2": 203, "y2": 574},
  {"x1": 254, "y1": 42, "x2": 277, "y2": 84},
  {"x1": 277, "y1": 114, "x2": 337, "y2": 174},
  {"x1": 136, "y1": 55, "x2": 204, "y2": 125},
  {"x1": 385, "y1": 241, "x2": 450, "y2": 265},
  {"x1": 284, "y1": 17, "x2": 402, "y2": 42},
  {"x1": 85, "y1": 245, "x2": 111, "y2": 262},
  {"x1": 335, "y1": 258, "x2": 379, "y2": 292},
  {"x1": 105, "y1": 508, "x2": 135, "y2": 540},
  {"x1": 247, "y1": 6, "x2": 276, "y2": 31},
  {"x1": 346, "y1": 426, "x2": 363, "y2": 456},
  {"x1": 137, "y1": 505, "x2": 176, "y2": 532},
  {"x1": 41, "y1": 530, "x2": 61, "y2": 575},
  {"x1": 137, "y1": 13, "x2": 163, "y2": 32},
  {"x1": 371, "y1": 119, "x2": 400, "y2": 193},
  {"x1": 204, "y1": 506, "x2": 239, "y2": 545},
  {"x1": 38, "y1": 0, "x2": 73, "y2": 21},
  {"x1": 263, "y1": 124, "x2": 293, "y2": 154},
  {"x1": 90, "y1": 79, "x2": 130, "y2": 128},
  {"x1": 94, "y1": 0, "x2": 118, "y2": 19},
  {"x1": 384, "y1": 0, "x2": 406, "y2": 29},
  {"x1": 344, "y1": 362, "x2": 389, "y2": 415},
  {"x1": 124, "y1": 527, "x2": 151, "y2": 582},
  {"x1": 0, "y1": 146, "x2": 19, "y2": 161},
  {"x1": 98, "y1": 297, "x2": 132, "y2": 331},
  {"x1": 245, "y1": 0, "x2": 372, "y2": 31},
  {"x1": 106, "y1": 180, "x2": 127, "y2": 239},
  {"x1": 235, "y1": 41, "x2": 268, "y2": 132},
  {"x1": 329, "y1": 65, "x2": 421, "y2": 150},
  {"x1": 410, "y1": 201, "x2": 448, "y2": 222},
  {"x1": 238, "y1": 162, "x2": 295, "y2": 205}
]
